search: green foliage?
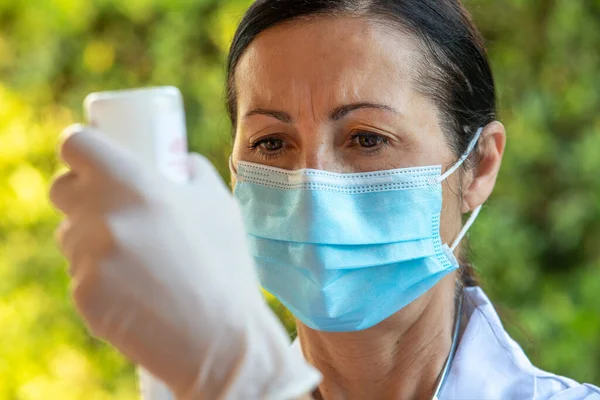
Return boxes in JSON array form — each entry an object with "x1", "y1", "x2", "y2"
[
  {"x1": 468, "y1": 0, "x2": 600, "y2": 383},
  {"x1": 0, "y1": 0, "x2": 598, "y2": 397}
]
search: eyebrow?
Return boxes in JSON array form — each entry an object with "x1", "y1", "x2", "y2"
[
  {"x1": 243, "y1": 102, "x2": 399, "y2": 124},
  {"x1": 243, "y1": 109, "x2": 294, "y2": 123},
  {"x1": 329, "y1": 102, "x2": 399, "y2": 121}
]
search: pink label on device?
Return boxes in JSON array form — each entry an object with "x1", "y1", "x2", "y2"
[{"x1": 155, "y1": 108, "x2": 189, "y2": 183}]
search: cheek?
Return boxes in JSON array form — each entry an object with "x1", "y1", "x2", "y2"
[
  {"x1": 439, "y1": 173, "x2": 463, "y2": 245},
  {"x1": 230, "y1": 137, "x2": 245, "y2": 190},
  {"x1": 231, "y1": 135, "x2": 244, "y2": 163}
]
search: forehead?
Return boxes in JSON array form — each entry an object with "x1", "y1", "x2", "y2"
[{"x1": 234, "y1": 16, "x2": 423, "y2": 114}]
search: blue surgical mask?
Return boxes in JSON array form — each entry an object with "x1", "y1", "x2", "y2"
[{"x1": 231, "y1": 128, "x2": 483, "y2": 332}]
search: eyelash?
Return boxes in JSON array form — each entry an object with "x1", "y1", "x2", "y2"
[
  {"x1": 248, "y1": 131, "x2": 390, "y2": 161},
  {"x1": 247, "y1": 136, "x2": 286, "y2": 161},
  {"x1": 349, "y1": 131, "x2": 389, "y2": 154}
]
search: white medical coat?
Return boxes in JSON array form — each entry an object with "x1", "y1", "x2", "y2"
[
  {"x1": 144, "y1": 287, "x2": 600, "y2": 399},
  {"x1": 433, "y1": 287, "x2": 600, "y2": 399}
]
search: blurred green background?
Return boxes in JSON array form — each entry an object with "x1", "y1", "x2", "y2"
[{"x1": 0, "y1": 0, "x2": 599, "y2": 398}]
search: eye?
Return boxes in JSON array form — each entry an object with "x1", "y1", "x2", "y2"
[
  {"x1": 351, "y1": 132, "x2": 386, "y2": 148},
  {"x1": 255, "y1": 137, "x2": 283, "y2": 151},
  {"x1": 247, "y1": 136, "x2": 287, "y2": 161}
]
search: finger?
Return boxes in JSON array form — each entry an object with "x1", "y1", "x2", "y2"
[
  {"x1": 49, "y1": 171, "x2": 81, "y2": 215},
  {"x1": 55, "y1": 219, "x2": 82, "y2": 274},
  {"x1": 56, "y1": 215, "x2": 115, "y2": 277},
  {"x1": 59, "y1": 125, "x2": 140, "y2": 184},
  {"x1": 58, "y1": 124, "x2": 91, "y2": 170},
  {"x1": 55, "y1": 219, "x2": 71, "y2": 257},
  {"x1": 71, "y1": 264, "x2": 132, "y2": 342},
  {"x1": 71, "y1": 266, "x2": 107, "y2": 337}
]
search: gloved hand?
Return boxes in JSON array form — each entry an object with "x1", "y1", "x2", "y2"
[{"x1": 49, "y1": 125, "x2": 321, "y2": 399}]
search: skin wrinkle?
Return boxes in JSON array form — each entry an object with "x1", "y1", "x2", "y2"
[
  {"x1": 367, "y1": 18, "x2": 471, "y2": 161},
  {"x1": 388, "y1": 285, "x2": 453, "y2": 396},
  {"x1": 234, "y1": 19, "x2": 438, "y2": 171},
  {"x1": 233, "y1": 16, "x2": 459, "y2": 399},
  {"x1": 230, "y1": 14, "x2": 505, "y2": 400}
]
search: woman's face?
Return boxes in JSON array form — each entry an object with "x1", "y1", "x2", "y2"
[{"x1": 231, "y1": 16, "x2": 466, "y2": 244}]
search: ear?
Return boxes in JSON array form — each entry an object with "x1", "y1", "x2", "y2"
[{"x1": 461, "y1": 121, "x2": 506, "y2": 213}]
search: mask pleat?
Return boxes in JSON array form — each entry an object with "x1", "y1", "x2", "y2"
[
  {"x1": 248, "y1": 236, "x2": 437, "y2": 269},
  {"x1": 233, "y1": 142, "x2": 481, "y2": 332},
  {"x1": 236, "y1": 182, "x2": 442, "y2": 245}
]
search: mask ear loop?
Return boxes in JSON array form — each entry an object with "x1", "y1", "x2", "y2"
[
  {"x1": 450, "y1": 204, "x2": 482, "y2": 251},
  {"x1": 437, "y1": 127, "x2": 483, "y2": 183},
  {"x1": 433, "y1": 127, "x2": 484, "y2": 251}
]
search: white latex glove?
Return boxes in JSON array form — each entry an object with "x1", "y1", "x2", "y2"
[{"x1": 49, "y1": 125, "x2": 321, "y2": 400}]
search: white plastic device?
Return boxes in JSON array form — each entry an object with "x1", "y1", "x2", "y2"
[
  {"x1": 84, "y1": 86, "x2": 189, "y2": 184},
  {"x1": 84, "y1": 86, "x2": 186, "y2": 400}
]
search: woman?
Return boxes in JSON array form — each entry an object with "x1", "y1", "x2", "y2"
[{"x1": 50, "y1": 0, "x2": 600, "y2": 399}]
